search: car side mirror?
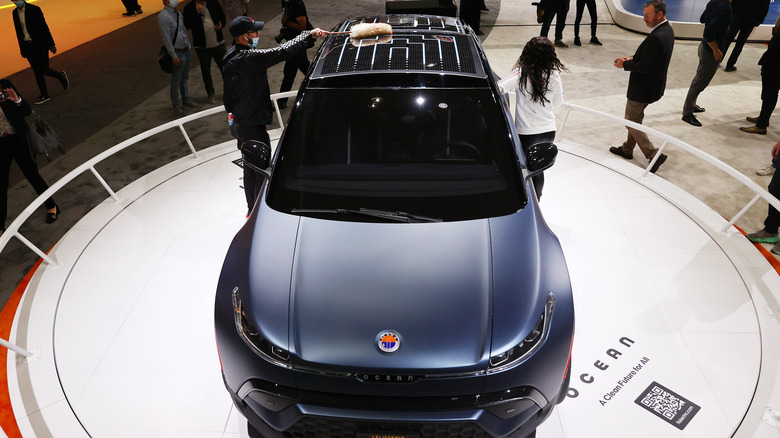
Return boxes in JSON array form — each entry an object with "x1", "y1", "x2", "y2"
[
  {"x1": 240, "y1": 140, "x2": 272, "y2": 175},
  {"x1": 525, "y1": 142, "x2": 558, "y2": 179}
]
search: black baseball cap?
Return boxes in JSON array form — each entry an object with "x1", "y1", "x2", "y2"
[{"x1": 229, "y1": 16, "x2": 265, "y2": 37}]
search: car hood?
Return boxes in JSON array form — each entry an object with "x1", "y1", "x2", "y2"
[{"x1": 244, "y1": 208, "x2": 547, "y2": 372}]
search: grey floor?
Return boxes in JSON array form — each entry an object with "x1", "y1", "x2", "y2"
[{"x1": 0, "y1": 0, "x2": 776, "y2": 307}]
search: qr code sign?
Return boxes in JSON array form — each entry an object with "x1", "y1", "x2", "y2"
[{"x1": 634, "y1": 382, "x2": 701, "y2": 430}]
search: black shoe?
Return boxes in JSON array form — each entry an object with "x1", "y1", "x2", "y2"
[
  {"x1": 135, "y1": 8, "x2": 143, "y2": 13},
  {"x1": 649, "y1": 153, "x2": 667, "y2": 174},
  {"x1": 35, "y1": 96, "x2": 50, "y2": 105},
  {"x1": 682, "y1": 114, "x2": 702, "y2": 127},
  {"x1": 554, "y1": 39, "x2": 568, "y2": 48},
  {"x1": 609, "y1": 146, "x2": 633, "y2": 160},
  {"x1": 589, "y1": 36, "x2": 602, "y2": 46},
  {"x1": 693, "y1": 104, "x2": 705, "y2": 113},
  {"x1": 122, "y1": 11, "x2": 135, "y2": 16},
  {"x1": 277, "y1": 99, "x2": 288, "y2": 109},
  {"x1": 60, "y1": 71, "x2": 69, "y2": 90},
  {"x1": 46, "y1": 205, "x2": 61, "y2": 224},
  {"x1": 573, "y1": 37, "x2": 581, "y2": 46},
  {"x1": 724, "y1": 65, "x2": 736, "y2": 72}
]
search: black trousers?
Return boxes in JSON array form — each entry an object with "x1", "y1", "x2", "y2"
[
  {"x1": 757, "y1": 65, "x2": 780, "y2": 129},
  {"x1": 232, "y1": 122, "x2": 270, "y2": 214},
  {"x1": 518, "y1": 131, "x2": 555, "y2": 199},
  {"x1": 0, "y1": 134, "x2": 56, "y2": 229},
  {"x1": 540, "y1": 3, "x2": 569, "y2": 41},
  {"x1": 121, "y1": 0, "x2": 141, "y2": 13},
  {"x1": 765, "y1": 157, "x2": 780, "y2": 233},
  {"x1": 22, "y1": 41, "x2": 62, "y2": 98},
  {"x1": 279, "y1": 50, "x2": 310, "y2": 103},
  {"x1": 724, "y1": 21, "x2": 754, "y2": 69},
  {"x1": 574, "y1": 0, "x2": 597, "y2": 38},
  {"x1": 195, "y1": 44, "x2": 226, "y2": 97}
]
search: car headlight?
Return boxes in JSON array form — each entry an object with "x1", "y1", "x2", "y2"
[
  {"x1": 232, "y1": 287, "x2": 292, "y2": 368},
  {"x1": 487, "y1": 292, "x2": 555, "y2": 373}
]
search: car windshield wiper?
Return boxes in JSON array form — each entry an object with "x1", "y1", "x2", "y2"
[{"x1": 291, "y1": 208, "x2": 442, "y2": 223}]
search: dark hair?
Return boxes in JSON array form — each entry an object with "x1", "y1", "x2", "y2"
[
  {"x1": 515, "y1": 36, "x2": 567, "y2": 105},
  {"x1": 645, "y1": 0, "x2": 666, "y2": 16}
]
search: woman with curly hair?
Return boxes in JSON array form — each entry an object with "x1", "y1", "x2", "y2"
[{"x1": 498, "y1": 36, "x2": 567, "y2": 198}]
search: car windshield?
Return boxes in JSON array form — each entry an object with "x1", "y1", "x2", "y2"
[{"x1": 266, "y1": 88, "x2": 527, "y2": 222}]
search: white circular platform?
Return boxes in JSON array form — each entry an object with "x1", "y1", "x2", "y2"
[{"x1": 6, "y1": 141, "x2": 780, "y2": 437}]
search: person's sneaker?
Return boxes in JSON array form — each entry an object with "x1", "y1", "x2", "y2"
[
  {"x1": 122, "y1": 11, "x2": 136, "y2": 16},
  {"x1": 756, "y1": 165, "x2": 775, "y2": 176},
  {"x1": 740, "y1": 125, "x2": 767, "y2": 135},
  {"x1": 34, "y1": 96, "x2": 50, "y2": 105},
  {"x1": 608, "y1": 146, "x2": 633, "y2": 159},
  {"x1": 172, "y1": 105, "x2": 185, "y2": 117},
  {"x1": 746, "y1": 229, "x2": 779, "y2": 243},
  {"x1": 772, "y1": 241, "x2": 780, "y2": 255},
  {"x1": 649, "y1": 153, "x2": 667, "y2": 173},
  {"x1": 724, "y1": 65, "x2": 737, "y2": 72},
  {"x1": 554, "y1": 39, "x2": 568, "y2": 48},
  {"x1": 573, "y1": 37, "x2": 581, "y2": 46},
  {"x1": 746, "y1": 116, "x2": 760, "y2": 124},
  {"x1": 183, "y1": 100, "x2": 203, "y2": 110},
  {"x1": 60, "y1": 71, "x2": 69, "y2": 90},
  {"x1": 589, "y1": 36, "x2": 602, "y2": 46}
]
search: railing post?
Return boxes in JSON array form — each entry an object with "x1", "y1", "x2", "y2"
[
  {"x1": 0, "y1": 337, "x2": 33, "y2": 358},
  {"x1": 178, "y1": 124, "x2": 200, "y2": 158},
  {"x1": 89, "y1": 167, "x2": 120, "y2": 203},
  {"x1": 640, "y1": 140, "x2": 669, "y2": 179},
  {"x1": 721, "y1": 194, "x2": 762, "y2": 233},
  {"x1": 13, "y1": 232, "x2": 58, "y2": 266},
  {"x1": 556, "y1": 105, "x2": 572, "y2": 143}
]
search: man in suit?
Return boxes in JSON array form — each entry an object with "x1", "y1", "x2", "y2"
[
  {"x1": 609, "y1": 0, "x2": 674, "y2": 173},
  {"x1": 184, "y1": 0, "x2": 227, "y2": 104},
  {"x1": 739, "y1": 21, "x2": 780, "y2": 135},
  {"x1": 681, "y1": 0, "x2": 732, "y2": 127},
  {"x1": 723, "y1": 0, "x2": 770, "y2": 72},
  {"x1": 0, "y1": 79, "x2": 59, "y2": 236},
  {"x1": 12, "y1": 0, "x2": 69, "y2": 105}
]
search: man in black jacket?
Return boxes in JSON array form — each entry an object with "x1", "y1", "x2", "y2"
[
  {"x1": 0, "y1": 79, "x2": 59, "y2": 236},
  {"x1": 12, "y1": 0, "x2": 68, "y2": 105},
  {"x1": 723, "y1": 0, "x2": 770, "y2": 72},
  {"x1": 681, "y1": 0, "x2": 733, "y2": 127},
  {"x1": 277, "y1": 0, "x2": 314, "y2": 108},
  {"x1": 184, "y1": 0, "x2": 227, "y2": 104},
  {"x1": 609, "y1": 0, "x2": 674, "y2": 173},
  {"x1": 739, "y1": 23, "x2": 780, "y2": 135},
  {"x1": 222, "y1": 17, "x2": 324, "y2": 215}
]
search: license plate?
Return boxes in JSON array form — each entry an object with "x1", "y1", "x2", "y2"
[{"x1": 356, "y1": 433, "x2": 420, "y2": 438}]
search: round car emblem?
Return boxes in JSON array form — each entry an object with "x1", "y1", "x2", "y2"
[{"x1": 377, "y1": 331, "x2": 400, "y2": 353}]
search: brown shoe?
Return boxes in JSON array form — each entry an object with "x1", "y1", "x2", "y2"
[
  {"x1": 746, "y1": 116, "x2": 760, "y2": 124},
  {"x1": 740, "y1": 125, "x2": 767, "y2": 135},
  {"x1": 609, "y1": 146, "x2": 633, "y2": 159}
]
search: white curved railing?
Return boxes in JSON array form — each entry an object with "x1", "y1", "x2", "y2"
[
  {"x1": 0, "y1": 90, "x2": 297, "y2": 356},
  {"x1": 1, "y1": 96, "x2": 779, "y2": 356},
  {"x1": 557, "y1": 102, "x2": 780, "y2": 233}
]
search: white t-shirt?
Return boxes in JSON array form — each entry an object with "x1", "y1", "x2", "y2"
[{"x1": 498, "y1": 68, "x2": 564, "y2": 135}]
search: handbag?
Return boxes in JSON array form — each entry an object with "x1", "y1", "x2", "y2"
[
  {"x1": 158, "y1": 11, "x2": 180, "y2": 73},
  {"x1": 532, "y1": 2, "x2": 545, "y2": 24},
  {"x1": 25, "y1": 110, "x2": 65, "y2": 162}
]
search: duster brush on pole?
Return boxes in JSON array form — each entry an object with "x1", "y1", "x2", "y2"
[{"x1": 327, "y1": 23, "x2": 393, "y2": 39}]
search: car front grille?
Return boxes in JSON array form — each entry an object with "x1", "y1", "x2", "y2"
[{"x1": 283, "y1": 417, "x2": 490, "y2": 438}]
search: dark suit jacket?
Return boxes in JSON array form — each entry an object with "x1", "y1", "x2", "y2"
[
  {"x1": 12, "y1": 2, "x2": 55, "y2": 58},
  {"x1": 183, "y1": 0, "x2": 226, "y2": 48},
  {"x1": 759, "y1": 31, "x2": 780, "y2": 68},
  {"x1": 731, "y1": 0, "x2": 770, "y2": 27},
  {"x1": 0, "y1": 79, "x2": 32, "y2": 145},
  {"x1": 623, "y1": 21, "x2": 675, "y2": 104}
]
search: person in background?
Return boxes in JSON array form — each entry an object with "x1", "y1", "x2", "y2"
[
  {"x1": 0, "y1": 79, "x2": 59, "y2": 237},
  {"x1": 222, "y1": 17, "x2": 324, "y2": 215},
  {"x1": 573, "y1": 0, "x2": 602, "y2": 46},
  {"x1": 184, "y1": 0, "x2": 227, "y2": 104},
  {"x1": 277, "y1": 0, "x2": 313, "y2": 108},
  {"x1": 539, "y1": 0, "x2": 570, "y2": 48},
  {"x1": 745, "y1": 138, "x2": 780, "y2": 254},
  {"x1": 609, "y1": 0, "x2": 674, "y2": 174},
  {"x1": 222, "y1": 0, "x2": 250, "y2": 26},
  {"x1": 739, "y1": 17, "x2": 779, "y2": 135},
  {"x1": 158, "y1": 0, "x2": 201, "y2": 116},
  {"x1": 11, "y1": 0, "x2": 69, "y2": 105},
  {"x1": 498, "y1": 36, "x2": 567, "y2": 198},
  {"x1": 722, "y1": 0, "x2": 770, "y2": 72},
  {"x1": 681, "y1": 0, "x2": 732, "y2": 127},
  {"x1": 121, "y1": 0, "x2": 143, "y2": 16}
]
